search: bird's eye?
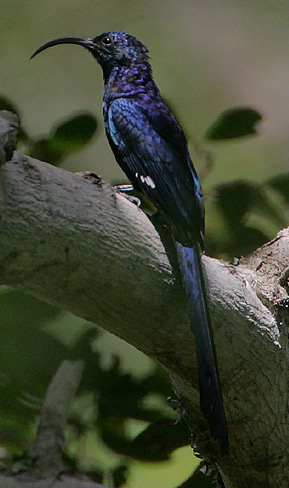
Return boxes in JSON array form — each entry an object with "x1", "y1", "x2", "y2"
[{"x1": 102, "y1": 36, "x2": 112, "y2": 45}]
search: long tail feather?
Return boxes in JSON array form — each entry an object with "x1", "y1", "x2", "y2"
[{"x1": 175, "y1": 241, "x2": 228, "y2": 454}]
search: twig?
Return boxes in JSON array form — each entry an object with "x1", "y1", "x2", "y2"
[{"x1": 32, "y1": 359, "x2": 85, "y2": 474}]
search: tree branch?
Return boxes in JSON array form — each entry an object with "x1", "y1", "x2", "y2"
[
  {"x1": 32, "y1": 358, "x2": 85, "y2": 474},
  {"x1": 0, "y1": 113, "x2": 288, "y2": 487},
  {"x1": 0, "y1": 360, "x2": 106, "y2": 488}
]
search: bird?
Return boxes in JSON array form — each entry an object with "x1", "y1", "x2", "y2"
[{"x1": 31, "y1": 31, "x2": 228, "y2": 454}]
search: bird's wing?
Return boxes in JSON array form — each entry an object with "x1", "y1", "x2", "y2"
[{"x1": 107, "y1": 98, "x2": 204, "y2": 244}]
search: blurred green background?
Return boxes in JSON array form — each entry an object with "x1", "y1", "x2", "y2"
[{"x1": 1, "y1": 1, "x2": 289, "y2": 487}]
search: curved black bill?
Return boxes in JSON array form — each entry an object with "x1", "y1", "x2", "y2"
[{"x1": 30, "y1": 37, "x2": 95, "y2": 59}]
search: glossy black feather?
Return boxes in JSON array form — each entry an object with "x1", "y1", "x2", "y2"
[
  {"x1": 32, "y1": 30, "x2": 228, "y2": 454},
  {"x1": 106, "y1": 97, "x2": 204, "y2": 247}
]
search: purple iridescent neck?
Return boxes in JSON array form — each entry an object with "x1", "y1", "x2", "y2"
[{"x1": 103, "y1": 62, "x2": 159, "y2": 100}]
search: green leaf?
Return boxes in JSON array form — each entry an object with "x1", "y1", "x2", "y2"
[
  {"x1": 29, "y1": 113, "x2": 98, "y2": 165},
  {"x1": 205, "y1": 106, "x2": 262, "y2": 140},
  {"x1": 229, "y1": 226, "x2": 270, "y2": 256},
  {"x1": 100, "y1": 419, "x2": 188, "y2": 462},
  {"x1": 52, "y1": 113, "x2": 97, "y2": 152},
  {"x1": 130, "y1": 419, "x2": 189, "y2": 461},
  {"x1": 29, "y1": 138, "x2": 64, "y2": 164},
  {"x1": 214, "y1": 180, "x2": 285, "y2": 227},
  {"x1": 214, "y1": 181, "x2": 254, "y2": 224},
  {"x1": 266, "y1": 173, "x2": 289, "y2": 204},
  {"x1": 0, "y1": 290, "x2": 67, "y2": 452},
  {"x1": 112, "y1": 464, "x2": 128, "y2": 488}
]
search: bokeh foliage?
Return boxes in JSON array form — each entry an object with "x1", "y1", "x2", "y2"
[{"x1": 0, "y1": 95, "x2": 288, "y2": 487}]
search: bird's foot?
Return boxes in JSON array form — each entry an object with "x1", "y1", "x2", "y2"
[{"x1": 113, "y1": 184, "x2": 141, "y2": 206}]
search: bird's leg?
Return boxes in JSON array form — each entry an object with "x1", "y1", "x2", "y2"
[
  {"x1": 113, "y1": 183, "x2": 134, "y2": 192},
  {"x1": 113, "y1": 184, "x2": 141, "y2": 206}
]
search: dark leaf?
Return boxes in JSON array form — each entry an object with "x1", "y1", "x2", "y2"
[
  {"x1": 112, "y1": 464, "x2": 128, "y2": 487},
  {"x1": 206, "y1": 223, "x2": 270, "y2": 259},
  {"x1": 140, "y1": 367, "x2": 171, "y2": 397},
  {"x1": 214, "y1": 181, "x2": 255, "y2": 225},
  {"x1": 94, "y1": 358, "x2": 168, "y2": 424},
  {"x1": 252, "y1": 189, "x2": 286, "y2": 227},
  {"x1": 100, "y1": 419, "x2": 188, "y2": 462},
  {"x1": 29, "y1": 138, "x2": 64, "y2": 164},
  {"x1": 0, "y1": 417, "x2": 33, "y2": 454},
  {"x1": 52, "y1": 113, "x2": 97, "y2": 152},
  {"x1": 266, "y1": 173, "x2": 289, "y2": 204},
  {"x1": 29, "y1": 113, "x2": 98, "y2": 165},
  {"x1": 214, "y1": 180, "x2": 285, "y2": 227},
  {"x1": 205, "y1": 106, "x2": 262, "y2": 140},
  {"x1": 131, "y1": 419, "x2": 190, "y2": 461},
  {"x1": 175, "y1": 470, "x2": 214, "y2": 488},
  {"x1": 229, "y1": 226, "x2": 270, "y2": 256},
  {"x1": 0, "y1": 291, "x2": 67, "y2": 451}
]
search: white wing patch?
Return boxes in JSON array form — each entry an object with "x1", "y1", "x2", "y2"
[
  {"x1": 135, "y1": 172, "x2": 156, "y2": 189},
  {"x1": 140, "y1": 175, "x2": 156, "y2": 189}
]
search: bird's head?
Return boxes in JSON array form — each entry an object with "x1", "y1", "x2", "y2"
[{"x1": 31, "y1": 31, "x2": 149, "y2": 75}]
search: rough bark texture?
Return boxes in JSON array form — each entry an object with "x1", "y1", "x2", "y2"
[{"x1": 0, "y1": 112, "x2": 289, "y2": 488}]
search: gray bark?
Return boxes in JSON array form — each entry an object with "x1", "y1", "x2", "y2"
[
  {"x1": 32, "y1": 359, "x2": 85, "y2": 474},
  {"x1": 0, "y1": 112, "x2": 288, "y2": 487}
]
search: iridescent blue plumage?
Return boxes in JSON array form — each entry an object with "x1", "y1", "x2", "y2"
[{"x1": 31, "y1": 30, "x2": 228, "y2": 454}]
